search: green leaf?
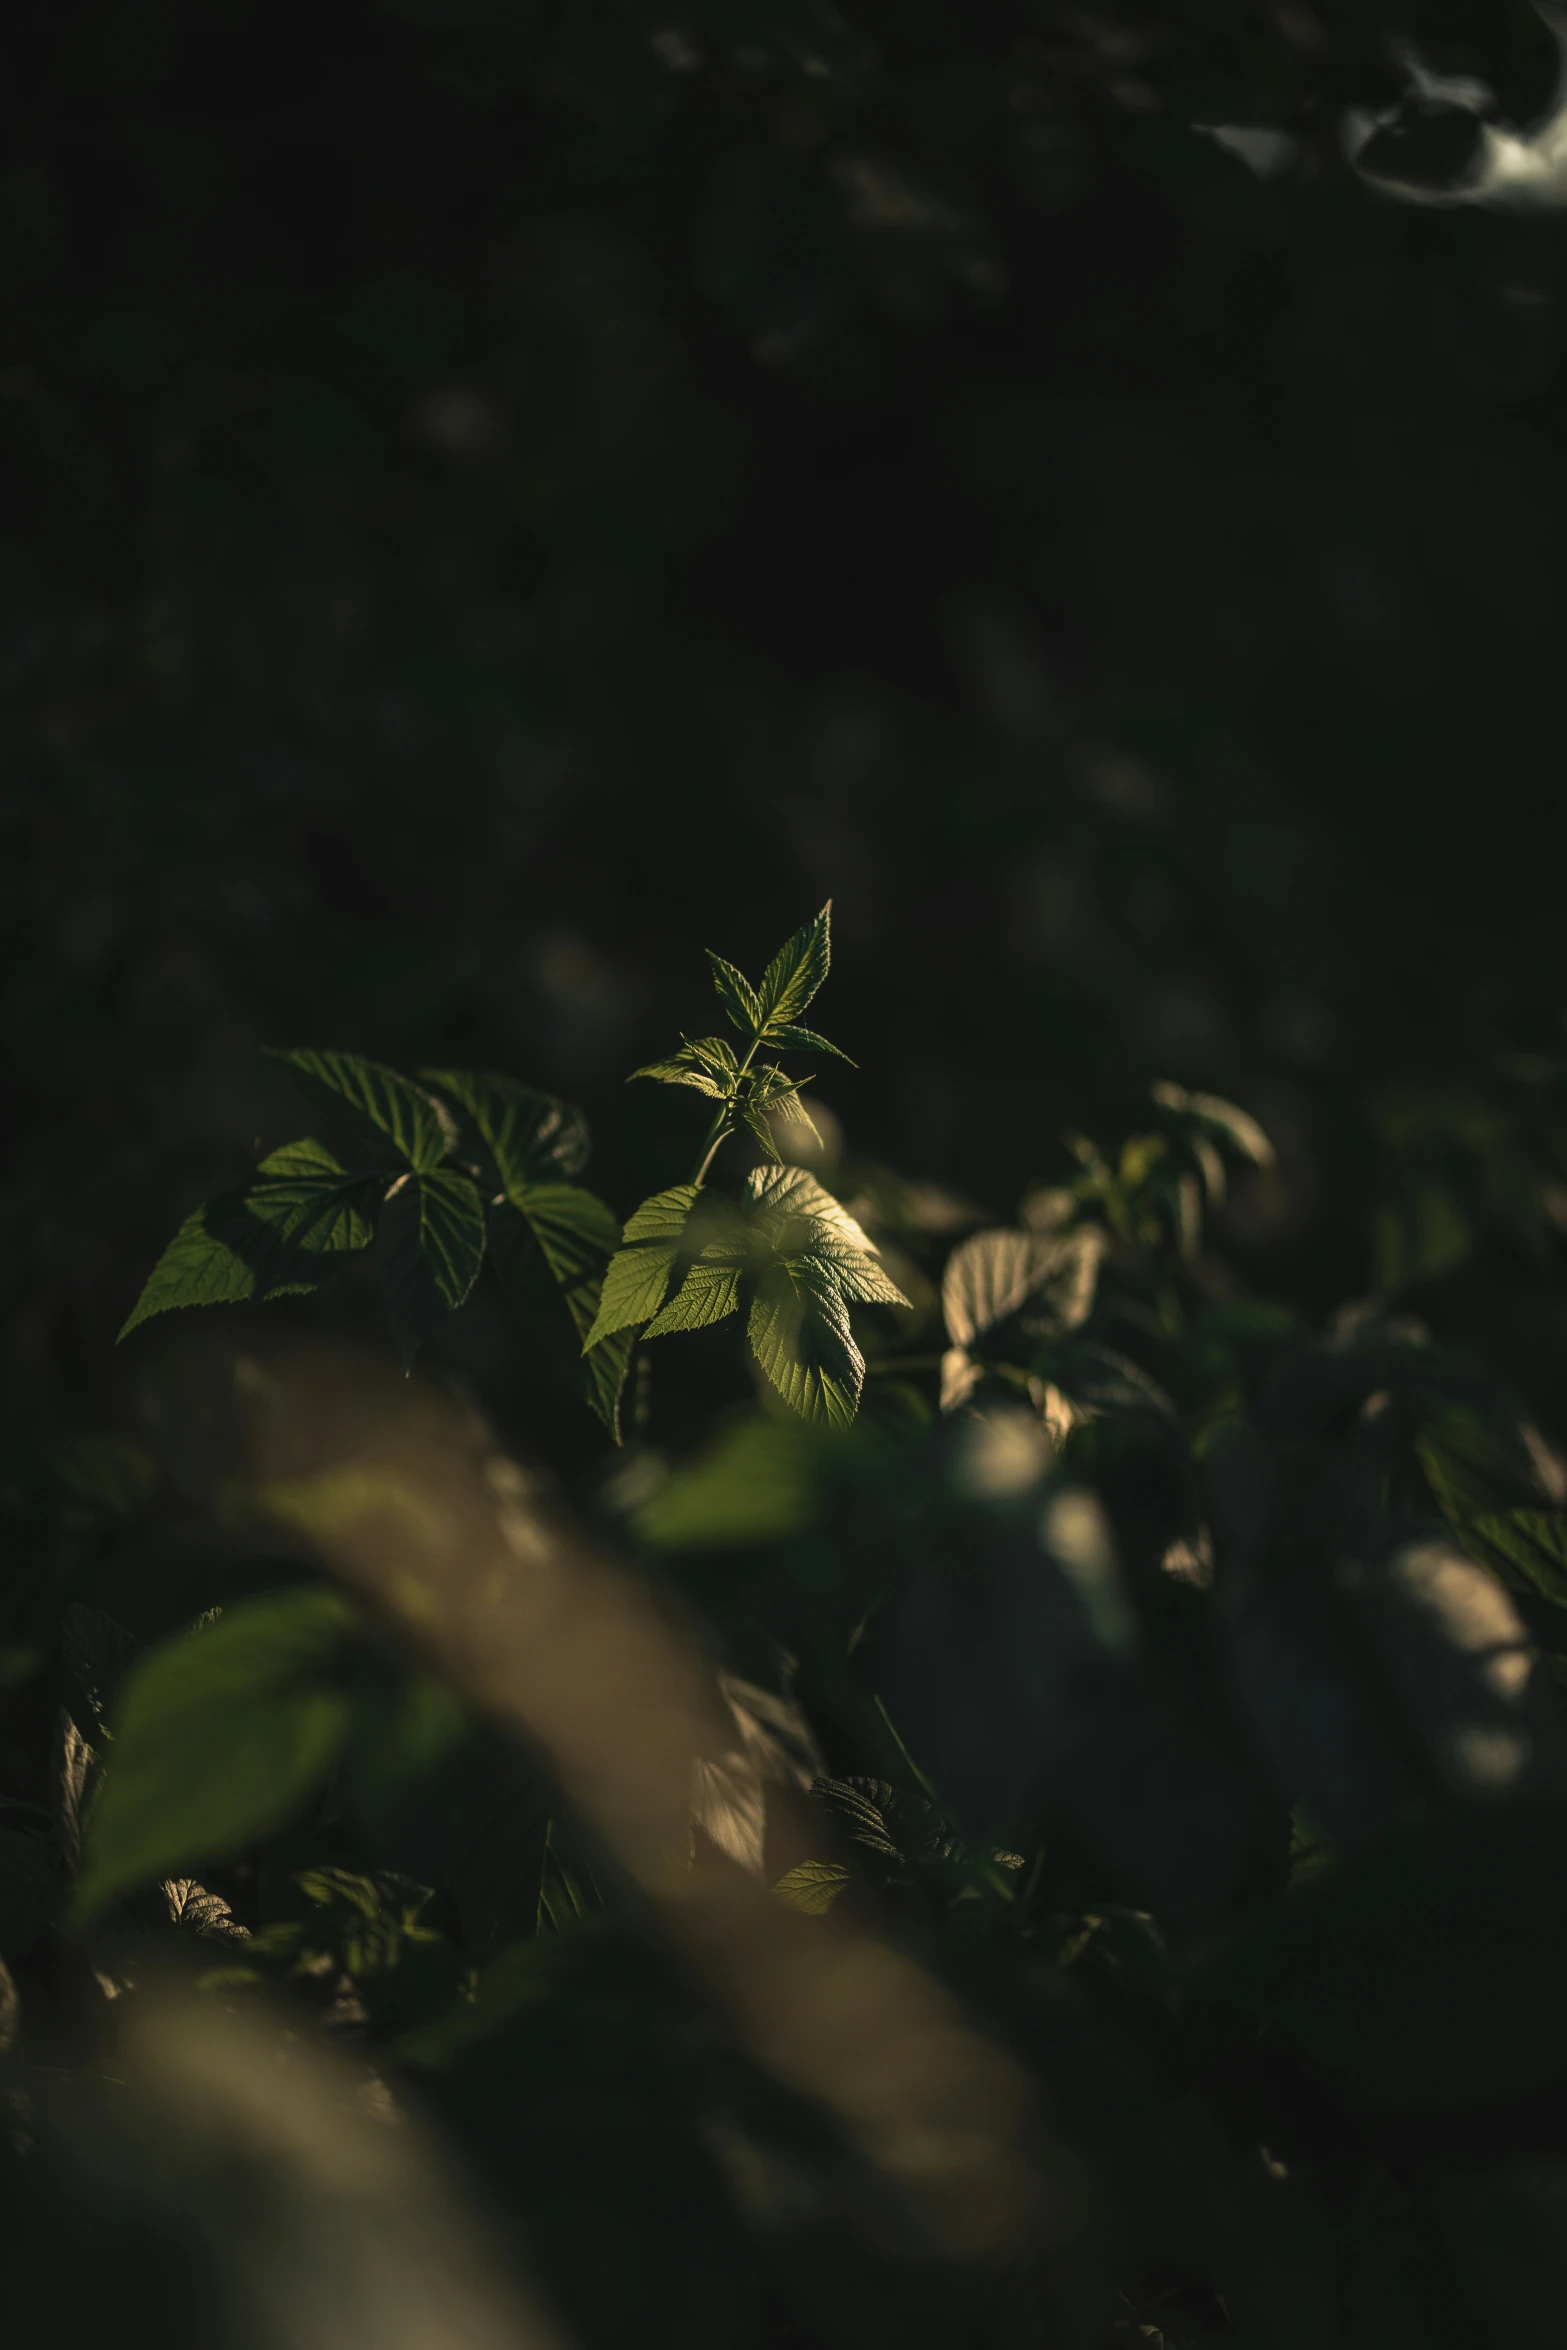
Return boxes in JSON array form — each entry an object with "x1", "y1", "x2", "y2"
[
  {"x1": 537, "y1": 1818, "x2": 602, "y2": 1936},
  {"x1": 706, "y1": 952, "x2": 763, "y2": 1037},
  {"x1": 942, "y1": 1227, "x2": 1103, "y2": 1356},
  {"x1": 418, "y1": 1068, "x2": 590, "y2": 1189},
  {"x1": 765, "y1": 1024, "x2": 856, "y2": 1065},
  {"x1": 503, "y1": 1183, "x2": 620, "y2": 1288},
  {"x1": 375, "y1": 1168, "x2": 487, "y2": 1367},
  {"x1": 581, "y1": 1183, "x2": 700, "y2": 1350},
  {"x1": 740, "y1": 1101, "x2": 784, "y2": 1161},
  {"x1": 748, "y1": 1262, "x2": 863, "y2": 1430},
  {"x1": 739, "y1": 1164, "x2": 910, "y2": 1427},
  {"x1": 1151, "y1": 1082, "x2": 1275, "y2": 1170},
  {"x1": 580, "y1": 1326, "x2": 638, "y2": 1440},
  {"x1": 119, "y1": 1204, "x2": 279, "y2": 1339},
  {"x1": 745, "y1": 1163, "x2": 881, "y2": 1252},
  {"x1": 772, "y1": 1860, "x2": 851, "y2": 1915},
  {"x1": 267, "y1": 1048, "x2": 448, "y2": 1171},
  {"x1": 72, "y1": 1589, "x2": 359, "y2": 1925},
  {"x1": 630, "y1": 1036, "x2": 740, "y2": 1099},
  {"x1": 643, "y1": 1259, "x2": 745, "y2": 1337},
  {"x1": 118, "y1": 1141, "x2": 378, "y2": 1341},
  {"x1": 245, "y1": 1138, "x2": 381, "y2": 1252},
  {"x1": 632, "y1": 1411, "x2": 825, "y2": 1551},
  {"x1": 1465, "y1": 1511, "x2": 1567, "y2": 1613},
  {"x1": 755, "y1": 903, "x2": 832, "y2": 1035},
  {"x1": 748, "y1": 1065, "x2": 823, "y2": 1152}
]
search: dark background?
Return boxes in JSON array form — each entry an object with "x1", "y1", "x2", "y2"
[{"x1": 8, "y1": 0, "x2": 1567, "y2": 1446}]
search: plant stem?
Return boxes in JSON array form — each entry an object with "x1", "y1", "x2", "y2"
[{"x1": 690, "y1": 1034, "x2": 763, "y2": 1186}]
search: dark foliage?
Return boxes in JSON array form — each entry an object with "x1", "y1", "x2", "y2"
[{"x1": 9, "y1": 5, "x2": 1567, "y2": 2347}]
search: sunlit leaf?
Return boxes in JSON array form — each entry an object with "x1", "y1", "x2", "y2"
[
  {"x1": 1151, "y1": 1081, "x2": 1275, "y2": 1170},
  {"x1": 755, "y1": 903, "x2": 832, "y2": 1034},
  {"x1": 72, "y1": 1589, "x2": 360, "y2": 1925},
  {"x1": 375, "y1": 1167, "x2": 486, "y2": 1367},
  {"x1": 582, "y1": 1183, "x2": 700, "y2": 1349},
  {"x1": 942, "y1": 1226, "x2": 1103, "y2": 1355},
  {"x1": 765, "y1": 1023, "x2": 856, "y2": 1064},
  {"x1": 706, "y1": 950, "x2": 763, "y2": 1037},
  {"x1": 643, "y1": 1259, "x2": 745, "y2": 1337},
  {"x1": 772, "y1": 1860, "x2": 851, "y2": 1915},
  {"x1": 268, "y1": 1047, "x2": 448, "y2": 1170},
  {"x1": 748, "y1": 1263, "x2": 862, "y2": 1429}
]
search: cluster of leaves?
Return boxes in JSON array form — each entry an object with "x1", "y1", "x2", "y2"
[
  {"x1": 123, "y1": 907, "x2": 912, "y2": 1436},
  {"x1": 15, "y1": 911, "x2": 1567, "y2": 2348}
]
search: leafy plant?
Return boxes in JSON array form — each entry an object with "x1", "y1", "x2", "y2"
[
  {"x1": 120, "y1": 906, "x2": 909, "y2": 1433},
  {"x1": 19, "y1": 904, "x2": 1567, "y2": 2350}
]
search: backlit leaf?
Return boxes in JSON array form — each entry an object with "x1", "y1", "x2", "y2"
[
  {"x1": 630, "y1": 1035, "x2": 739, "y2": 1099},
  {"x1": 772, "y1": 1860, "x2": 851, "y2": 1915},
  {"x1": 582, "y1": 1183, "x2": 700, "y2": 1350},
  {"x1": 942, "y1": 1227, "x2": 1103, "y2": 1354},
  {"x1": 707, "y1": 951, "x2": 763, "y2": 1036},
  {"x1": 766, "y1": 1023, "x2": 856, "y2": 1064},
  {"x1": 748, "y1": 1262, "x2": 863, "y2": 1429},
  {"x1": 755, "y1": 903, "x2": 832, "y2": 1034},
  {"x1": 268, "y1": 1047, "x2": 448, "y2": 1170},
  {"x1": 643, "y1": 1259, "x2": 745, "y2": 1337}
]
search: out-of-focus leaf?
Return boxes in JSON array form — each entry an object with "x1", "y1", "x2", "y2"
[
  {"x1": 772, "y1": 1860, "x2": 851, "y2": 1914},
  {"x1": 1417, "y1": 1400, "x2": 1567, "y2": 1525},
  {"x1": 54, "y1": 1710, "x2": 93, "y2": 1871},
  {"x1": 872, "y1": 1482, "x2": 1261, "y2": 1919},
  {"x1": 536, "y1": 1818, "x2": 600, "y2": 1937},
  {"x1": 1189, "y1": 1809, "x2": 1567, "y2": 2119},
  {"x1": 418, "y1": 1067, "x2": 590, "y2": 1186},
  {"x1": 374, "y1": 1167, "x2": 486, "y2": 1366},
  {"x1": 942, "y1": 1227, "x2": 1103, "y2": 1356},
  {"x1": 1208, "y1": 1424, "x2": 1421, "y2": 1844},
  {"x1": 268, "y1": 1047, "x2": 448, "y2": 1170},
  {"x1": 0, "y1": 1826, "x2": 54, "y2": 1959},
  {"x1": 719, "y1": 1671, "x2": 824, "y2": 1795},
  {"x1": 632, "y1": 1411, "x2": 825, "y2": 1550},
  {"x1": 159, "y1": 1878, "x2": 248, "y2": 1940},
  {"x1": 692, "y1": 1751, "x2": 767, "y2": 1872},
  {"x1": 1150, "y1": 1082, "x2": 1275, "y2": 1171},
  {"x1": 1466, "y1": 1509, "x2": 1567, "y2": 1612},
  {"x1": 72, "y1": 1588, "x2": 359, "y2": 1924},
  {"x1": 60, "y1": 1602, "x2": 137, "y2": 1739},
  {"x1": 1342, "y1": 1535, "x2": 1567, "y2": 1803}
]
